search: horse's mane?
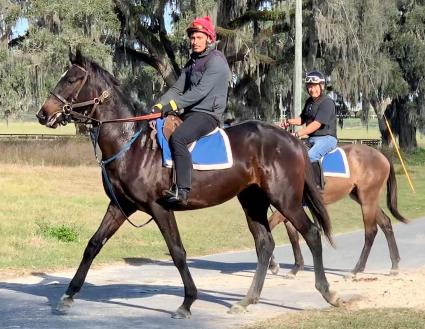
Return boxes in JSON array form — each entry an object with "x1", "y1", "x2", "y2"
[
  {"x1": 89, "y1": 61, "x2": 121, "y2": 88},
  {"x1": 80, "y1": 56, "x2": 149, "y2": 116}
]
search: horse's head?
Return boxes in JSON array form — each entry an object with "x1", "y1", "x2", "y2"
[{"x1": 37, "y1": 48, "x2": 111, "y2": 128}]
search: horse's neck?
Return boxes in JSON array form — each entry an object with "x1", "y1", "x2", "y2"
[{"x1": 95, "y1": 87, "x2": 146, "y2": 161}]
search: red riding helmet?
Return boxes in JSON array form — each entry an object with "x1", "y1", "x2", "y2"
[{"x1": 186, "y1": 16, "x2": 216, "y2": 43}]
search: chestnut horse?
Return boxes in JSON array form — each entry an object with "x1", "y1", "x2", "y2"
[
  {"x1": 268, "y1": 144, "x2": 408, "y2": 276},
  {"x1": 36, "y1": 49, "x2": 340, "y2": 319}
]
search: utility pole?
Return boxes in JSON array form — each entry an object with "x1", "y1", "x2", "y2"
[{"x1": 293, "y1": 0, "x2": 302, "y2": 119}]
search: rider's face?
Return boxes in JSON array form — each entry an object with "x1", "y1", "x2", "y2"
[
  {"x1": 306, "y1": 83, "x2": 322, "y2": 99},
  {"x1": 190, "y1": 32, "x2": 209, "y2": 53}
]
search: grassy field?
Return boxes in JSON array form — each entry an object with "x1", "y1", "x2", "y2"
[
  {"x1": 245, "y1": 308, "x2": 425, "y2": 329},
  {"x1": 0, "y1": 121, "x2": 76, "y2": 135}
]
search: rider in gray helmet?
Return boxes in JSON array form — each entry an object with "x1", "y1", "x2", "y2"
[{"x1": 283, "y1": 70, "x2": 337, "y2": 188}]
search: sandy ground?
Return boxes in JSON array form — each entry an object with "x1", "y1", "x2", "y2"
[{"x1": 290, "y1": 266, "x2": 425, "y2": 311}]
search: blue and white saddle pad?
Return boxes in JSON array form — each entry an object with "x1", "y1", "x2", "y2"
[
  {"x1": 156, "y1": 118, "x2": 233, "y2": 170},
  {"x1": 321, "y1": 147, "x2": 350, "y2": 178}
]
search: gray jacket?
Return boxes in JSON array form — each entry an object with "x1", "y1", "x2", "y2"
[{"x1": 159, "y1": 47, "x2": 230, "y2": 122}]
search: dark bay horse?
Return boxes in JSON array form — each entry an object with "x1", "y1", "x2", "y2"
[
  {"x1": 36, "y1": 49, "x2": 340, "y2": 318},
  {"x1": 268, "y1": 144, "x2": 408, "y2": 276}
]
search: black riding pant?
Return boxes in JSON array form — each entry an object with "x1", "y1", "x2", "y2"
[{"x1": 169, "y1": 111, "x2": 219, "y2": 189}]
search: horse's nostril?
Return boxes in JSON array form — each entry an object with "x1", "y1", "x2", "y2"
[{"x1": 36, "y1": 111, "x2": 46, "y2": 123}]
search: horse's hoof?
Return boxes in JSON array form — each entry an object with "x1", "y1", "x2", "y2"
[
  {"x1": 56, "y1": 294, "x2": 74, "y2": 314},
  {"x1": 389, "y1": 269, "x2": 399, "y2": 276},
  {"x1": 228, "y1": 302, "x2": 248, "y2": 314},
  {"x1": 344, "y1": 272, "x2": 356, "y2": 280},
  {"x1": 324, "y1": 290, "x2": 342, "y2": 307},
  {"x1": 283, "y1": 272, "x2": 296, "y2": 279},
  {"x1": 269, "y1": 263, "x2": 280, "y2": 275},
  {"x1": 171, "y1": 306, "x2": 191, "y2": 319}
]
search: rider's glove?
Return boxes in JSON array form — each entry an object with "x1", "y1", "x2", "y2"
[
  {"x1": 161, "y1": 100, "x2": 179, "y2": 118},
  {"x1": 151, "y1": 103, "x2": 163, "y2": 114}
]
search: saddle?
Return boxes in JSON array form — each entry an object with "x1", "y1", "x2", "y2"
[
  {"x1": 149, "y1": 115, "x2": 182, "y2": 149},
  {"x1": 163, "y1": 115, "x2": 182, "y2": 141}
]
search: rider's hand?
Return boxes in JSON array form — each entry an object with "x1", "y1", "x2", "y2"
[
  {"x1": 291, "y1": 131, "x2": 300, "y2": 139},
  {"x1": 161, "y1": 100, "x2": 179, "y2": 118},
  {"x1": 280, "y1": 118, "x2": 289, "y2": 129}
]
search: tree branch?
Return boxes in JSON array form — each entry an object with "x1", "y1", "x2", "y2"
[{"x1": 227, "y1": 10, "x2": 288, "y2": 29}]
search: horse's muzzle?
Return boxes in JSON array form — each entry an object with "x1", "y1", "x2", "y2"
[
  {"x1": 36, "y1": 109, "x2": 47, "y2": 125},
  {"x1": 36, "y1": 107, "x2": 62, "y2": 128}
]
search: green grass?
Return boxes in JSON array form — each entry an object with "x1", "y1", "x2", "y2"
[
  {"x1": 0, "y1": 164, "x2": 288, "y2": 276},
  {"x1": 0, "y1": 121, "x2": 76, "y2": 135},
  {"x1": 36, "y1": 222, "x2": 79, "y2": 242},
  {"x1": 245, "y1": 308, "x2": 425, "y2": 329}
]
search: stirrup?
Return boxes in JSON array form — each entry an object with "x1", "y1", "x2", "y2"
[{"x1": 162, "y1": 186, "x2": 188, "y2": 206}]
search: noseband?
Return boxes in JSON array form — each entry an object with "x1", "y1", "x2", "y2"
[{"x1": 47, "y1": 64, "x2": 110, "y2": 125}]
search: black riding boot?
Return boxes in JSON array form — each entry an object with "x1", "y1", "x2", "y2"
[
  {"x1": 163, "y1": 185, "x2": 189, "y2": 206},
  {"x1": 311, "y1": 160, "x2": 325, "y2": 190},
  {"x1": 162, "y1": 140, "x2": 191, "y2": 206}
]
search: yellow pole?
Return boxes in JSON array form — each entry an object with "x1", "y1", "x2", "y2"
[{"x1": 384, "y1": 114, "x2": 415, "y2": 193}]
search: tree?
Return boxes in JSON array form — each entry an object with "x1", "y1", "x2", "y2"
[
  {"x1": 383, "y1": 1, "x2": 425, "y2": 151},
  {"x1": 309, "y1": 0, "x2": 425, "y2": 151},
  {"x1": 0, "y1": 0, "x2": 119, "y2": 128}
]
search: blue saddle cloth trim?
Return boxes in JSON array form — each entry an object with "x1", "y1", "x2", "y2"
[
  {"x1": 156, "y1": 118, "x2": 233, "y2": 170},
  {"x1": 321, "y1": 147, "x2": 350, "y2": 178}
]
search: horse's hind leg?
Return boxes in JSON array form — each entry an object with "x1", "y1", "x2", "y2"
[
  {"x1": 268, "y1": 212, "x2": 304, "y2": 276},
  {"x1": 377, "y1": 208, "x2": 400, "y2": 275},
  {"x1": 350, "y1": 191, "x2": 379, "y2": 275},
  {"x1": 149, "y1": 203, "x2": 197, "y2": 319},
  {"x1": 268, "y1": 211, "x2": 283, "y2": 274},
  {"x1": 230, "y1": 186, "x2": 275, "y2": 313},
  {"x1": 284, "y1": 220, "x2": 304, "y2": 276},
  {"x1": 57, "y1": 203, "x2": 130, "y2": 313}
]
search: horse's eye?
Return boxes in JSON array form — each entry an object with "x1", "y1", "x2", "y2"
[{"x1": 67, "y1": 77, "x2": 79, "y2": 84}]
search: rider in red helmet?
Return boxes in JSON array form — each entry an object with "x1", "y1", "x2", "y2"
[{"x1": 152, "y1": 16, "x2": 230, "y2": 206}]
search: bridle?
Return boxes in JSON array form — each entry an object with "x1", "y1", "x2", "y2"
[
  {"x1": 42, "y1": 64, "x2": 111, "y2": 125},
  {"x1": 38, "y1": 62, "x2": 162, "y2": 229}
]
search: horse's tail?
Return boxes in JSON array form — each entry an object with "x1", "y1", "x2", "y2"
[
  {"x1": 386, "y1": 155, "x2": 409, "y2": 223},
  {"x1": 303, "y1": 160, "x2": 334, "y2": 246}
]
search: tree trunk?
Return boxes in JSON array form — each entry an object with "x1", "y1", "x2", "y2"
[
  {"x1": 370, "y1": 98, "x2": 391, "y2": 146},
  {"x1": 397, "y1": 99, "x2": 417, "y2": 152},
  {"x1": 386, "y1": 97, "x2": 417, "y2": 152},
  {"x1": 305, "y1": 0, "x2": 319, "y2": 70}
]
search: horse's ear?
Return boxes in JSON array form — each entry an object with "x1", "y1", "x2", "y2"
[
  {"x1": 68, "y1": 46, "x2": 76, "y2": 64},
  {"x1": 75, "y1": 45, "x2": 84, "y2": 66}
]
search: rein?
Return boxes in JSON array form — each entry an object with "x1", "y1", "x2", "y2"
[
  {"x1": 90, "y1": 125, "x2": 154, "y2": 228},
  {"x1": 88, "y1": 114, "x2": 161, "y2": 229},
  {"x1": 88, "y1": 112, "x2": 160, "y2": 228}
]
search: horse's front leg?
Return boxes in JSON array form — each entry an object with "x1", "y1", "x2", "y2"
[
  {"x1": 150, "y1": 203, "x2": 197, "y2": 319},
  {"x1": 57, "y1": 203, "x2": 130, "y2": 313}
]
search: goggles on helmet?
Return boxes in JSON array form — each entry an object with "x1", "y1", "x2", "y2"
[{"x1": 305, "y1": 75, "x2": 325, "y2": 84}]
